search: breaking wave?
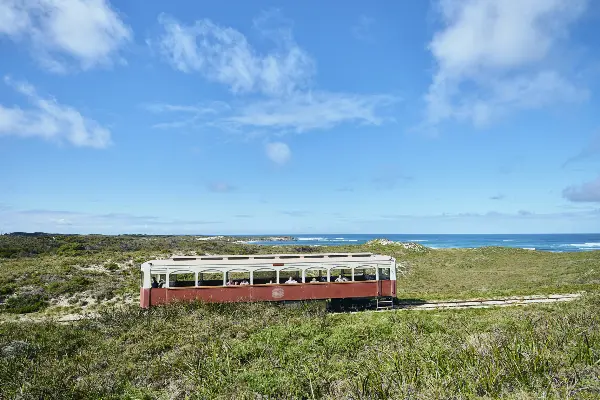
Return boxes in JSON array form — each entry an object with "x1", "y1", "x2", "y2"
[
  {"x1": 298, "y1": 237, "x2": 358, "y2": 242},
  {"x1": 566, "y1": 242, "x2": 600, "y2": 247}
]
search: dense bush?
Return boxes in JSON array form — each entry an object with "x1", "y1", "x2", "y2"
[
  {"x1": 2, "y1": 292, "x2": 48, "y2": 314},
  {"x1": 0, "y1": 284, "x2": 16, "y2": 299},
  {"x1": 0, "y1": 233, "x2": 268, "y2": 258}
]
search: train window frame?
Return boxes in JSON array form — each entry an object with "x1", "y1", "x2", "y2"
[
  {"x1": 330, "y1": 266, "x2": 352, "y2": 281},
  {"x1": 197, "y1": 268, "x2": 225, "y2": 287},
  {"x1": 353, "y1": 266, "x2": 377, "y2": 281},
  {"x1": 252, "y1": 267, "x2": 277, "y2": 285},
  {"x1": 226, "y1": 269, "x2": 251, "y2": 285},
  {"x1": 378, "y1": 267, "x2": 391, "y2": 280},
  {"x1": 279, "y1": 267, "x2": 303, "y2": 283},
  {"x1": 304, "y1": 266, "x2": 329, "y2": 282}
]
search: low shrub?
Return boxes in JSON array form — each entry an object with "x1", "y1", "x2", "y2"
[
  {"x1": 45, "y1": 275, "x2": 92, "y2": 296},
  {"x1": 0, "y1": 284, "x2": 16, "y2": 301},
  {"x1": 93, "y1": 288, "x2": 115, "y2": 301},
  {"x1": 105, "y1": 262, "x2": 119, "y2": 271},
  {"x1": 2, "y1": 293, "x2": 48, "y2": 314}
]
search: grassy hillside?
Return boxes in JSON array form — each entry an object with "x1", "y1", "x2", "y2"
[
  {"x1": 1, "y1": 235, "x2": 600, "y2": 398},
  {"x1": 394, "y1": 246, "x2": 600, "y2": 300},
  {"x1": 1, "y1": 235, "x2": 599, "y2": 317},
  {"x1": 1, "y1": 295, "x2": 599, "y2": 399}
]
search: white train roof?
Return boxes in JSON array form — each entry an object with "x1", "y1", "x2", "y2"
[{"x1": 142, "y1": 252, "x2": 395, "y2": 273}]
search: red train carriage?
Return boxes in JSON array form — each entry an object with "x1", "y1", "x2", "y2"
[{"x1": 140, "y1": 252, "x2": 396, "y2": 308}]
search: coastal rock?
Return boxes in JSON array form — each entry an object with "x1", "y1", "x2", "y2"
[
  {"x1": 365, "y1": 239, "x2": 429, "y2": 252},
  {"x1": 196, "y1": 235, "x2": 296, "y2": 243},
  {"x1": 196, "y1": 236, "x2": 226, "y2": 241}
]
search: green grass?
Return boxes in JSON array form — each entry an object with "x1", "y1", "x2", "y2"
[
  {"x1": 1, "y1": 236, "x2": 600, "y2": 314},
  {"x1": 1, "y1": 294, "x2": 599, "y2": 399},
  {"x1": 394, "y1": 246, "x2": 600, "y2": 300},
  {"x1": 1, "y1": 235, "x2": 600, "y2": 398}
]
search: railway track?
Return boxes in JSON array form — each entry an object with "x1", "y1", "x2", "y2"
[{"x1": 384, "y1": 293, "x2": 582, "y2": 312}]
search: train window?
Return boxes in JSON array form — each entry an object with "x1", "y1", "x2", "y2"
[
  {"x1": 354, "y1": 267, "x2": 376, "y2": 281},
  {"x1": 330, "y1": 267, "x2": 352, "y2": 281},
  {"x1": 279, "y1": 268, "x2": 302, "y2": 283},
  {"x1": 253, "y1": 269, "x2": 277, "y2": 284},
  {"x1": 378, "y1": 267, "x2": 391, "y2": 280},
  {"x1": 173, "y1": 257, "x2": 197, "y2": 261},
  {"x1": 280, "y1": 256, "x2": 301, "y2": 259},
  {"x1": 305, "y1": 267, "x2": 327, "y2": 282},
  {"x1": 226, "y1": 270, "x2": 251, "y2": 285},
  {"x1": 170, "y1": 272, "x2": 196, "y2": 287},
  {"x1": 197, "y1": 270, "x2": 224, "y2": 286},
  {"x1": 149, "y1": 273, "x2": 167, "y2": 287}
]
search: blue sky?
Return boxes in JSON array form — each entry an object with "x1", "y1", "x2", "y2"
[{"x1": 1, "y1": 0, "x2": 600, "y2": 234}]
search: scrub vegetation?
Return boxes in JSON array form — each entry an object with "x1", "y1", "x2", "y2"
[
  {"x1": 1, "y1": 234, "x2": 599, "y2": 316},
  {"x1": 2, "y1": 296, "x2": 600, "y2": 399},
  {"x1": 1, "y1": 234, "x2": 600, "y2": 398}
]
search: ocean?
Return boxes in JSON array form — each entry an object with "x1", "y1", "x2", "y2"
[{"x1": 245, "y1": 234, "x2": 600, "y2": 252}]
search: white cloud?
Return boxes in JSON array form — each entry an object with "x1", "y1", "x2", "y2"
[
  {"x1": 146, "y1": 92, "x2": 395, "y2": 133},
  {"x1": 563, "y1": 176, "x2": 600, "y2": 202},
  {"x1": 424, "y1": 0, "x2": 588, "y2": 128},
  {"x1": 227, "y1": 92, "x2": 396, "y2": 132},
  {"x1": 142, "y1": 102, "x2": 229, "y2": 114},
  {"x1": 265, "y1": 142, "x2": 291, "y2": 165},
  {"x1": 0, "y1": 77, "x2": 112, "y2": 148},
  {"x1": 0, "y1": 0, "x2": 131, "y2": 72},
  {"x1": 156, "y1": 12, "x2": 314, "y2": 97},
  {"x1": 0, "y1": 0, "x2": 32, "y2": 36},
  {"x1": 151, "y1": 12, "x2": 398, "y2": 136},
  {"x1": 142, "y1": 101, "x2": 231, "y2": 129}
]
